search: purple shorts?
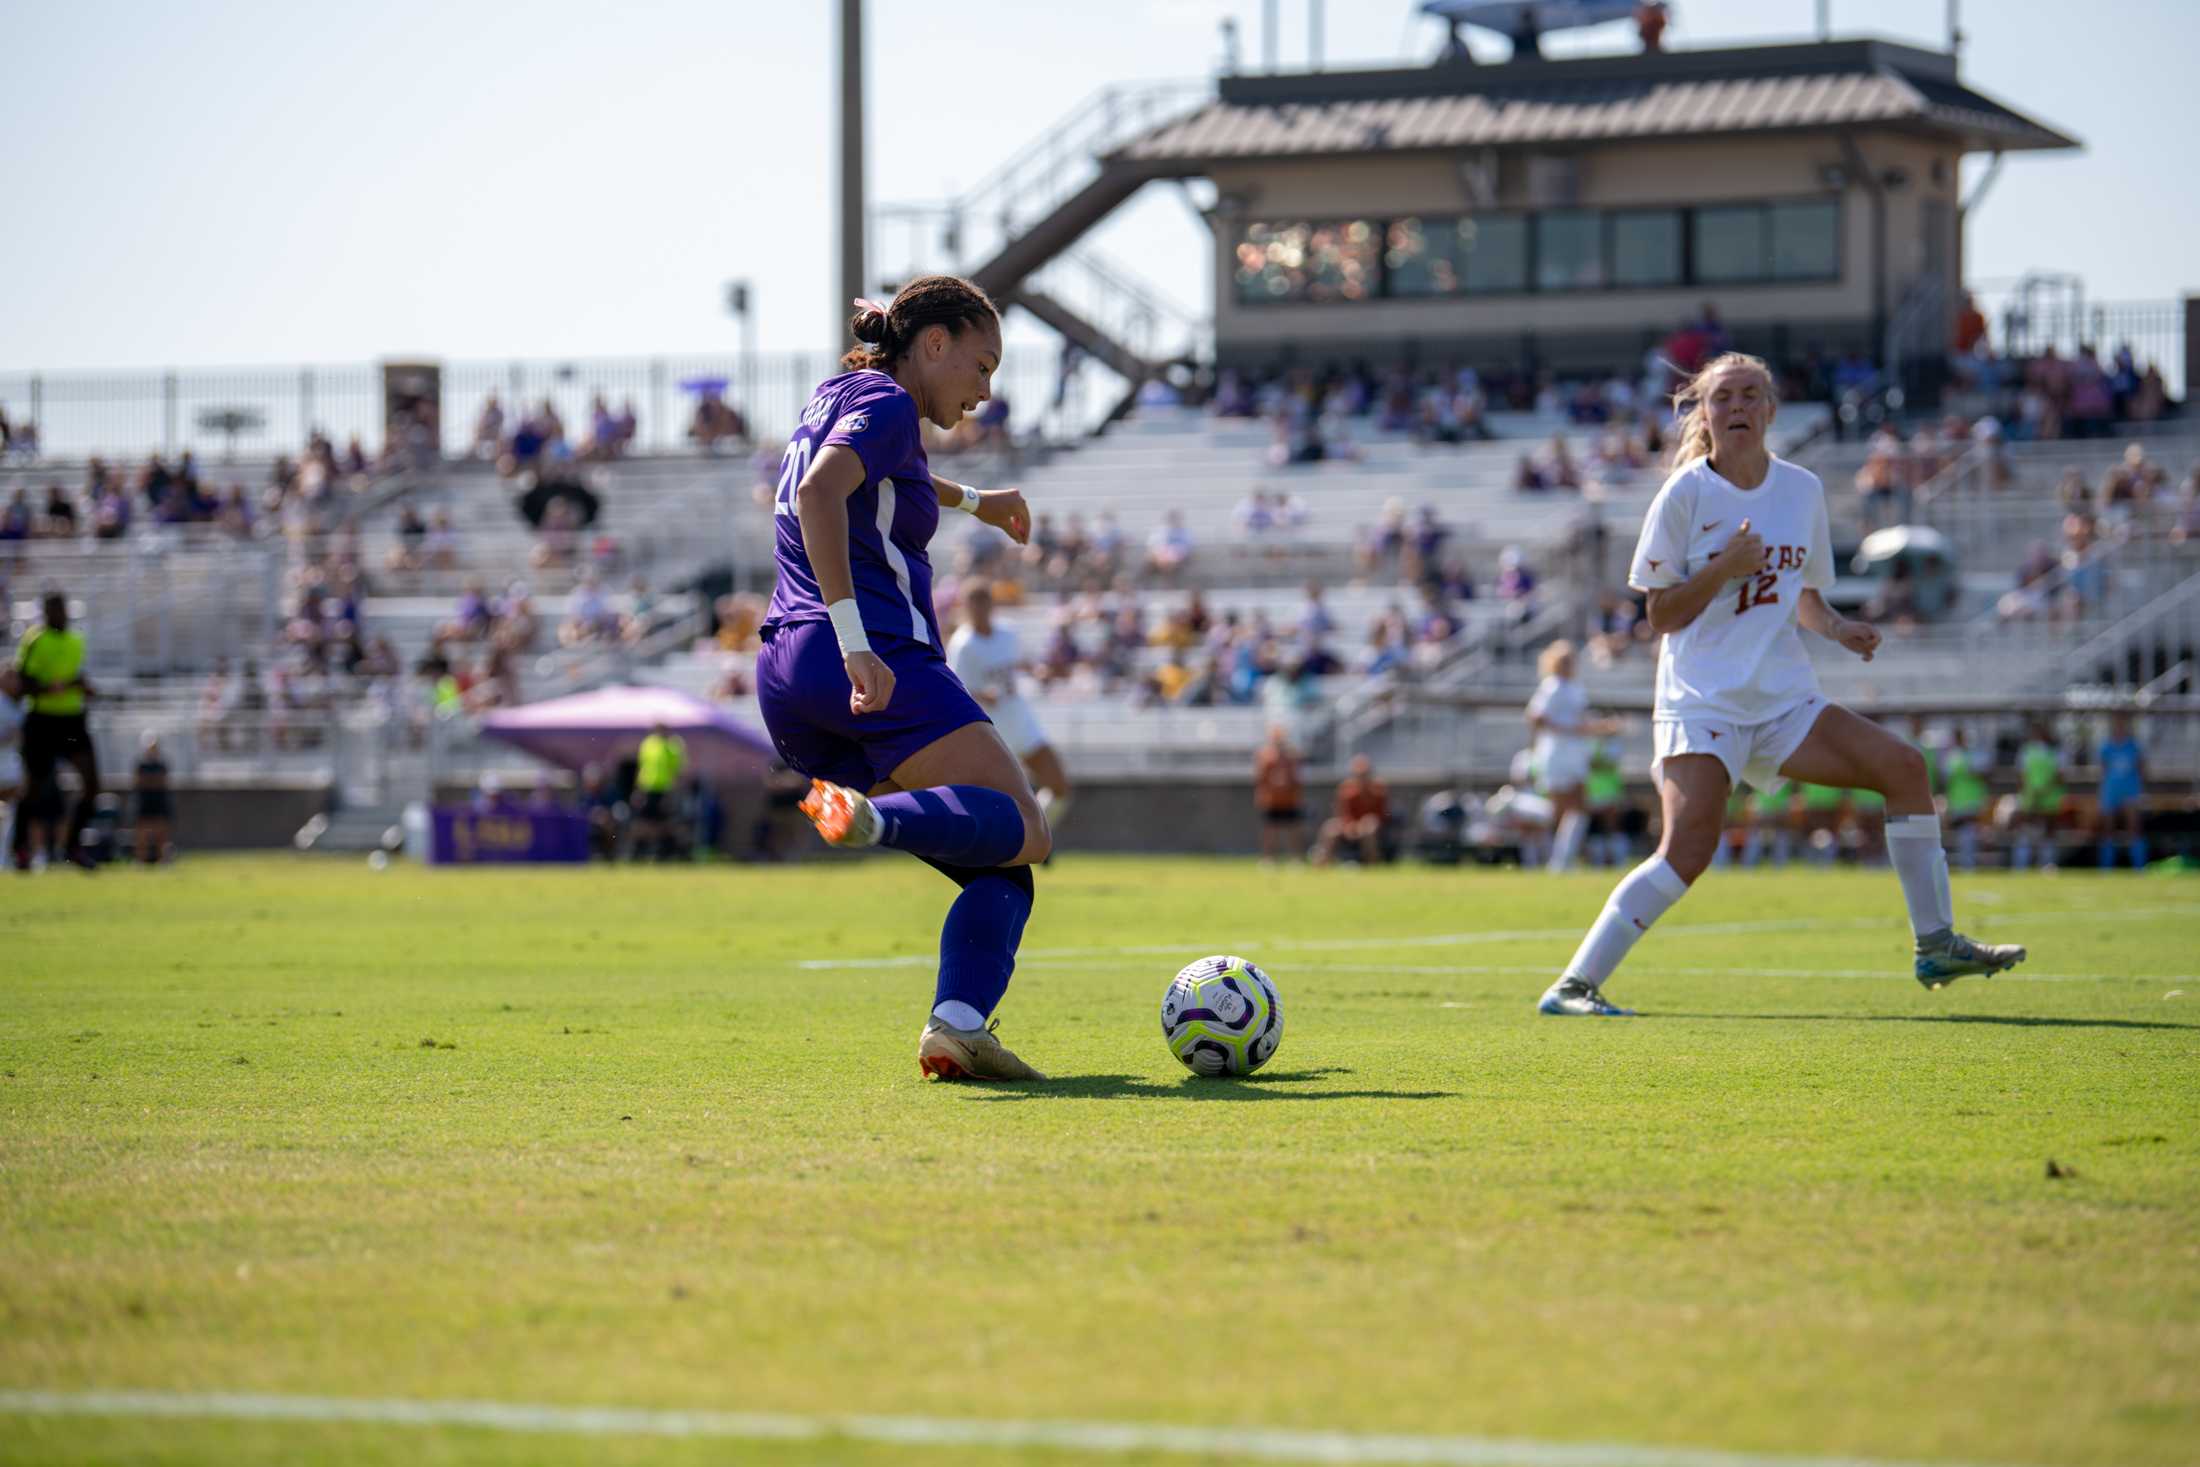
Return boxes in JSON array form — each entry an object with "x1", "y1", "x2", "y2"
[{"x1": 756, "y1": 619, "x2": 989, "y2": 790}]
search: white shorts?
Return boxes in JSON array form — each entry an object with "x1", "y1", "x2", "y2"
[
  {"x1": 1653, "y1": 695, "x2": 1828, "y2": 793},
  {"x1": 1536, "y1": 741, "x2": 1591, "y2": 794},
  {"x1": 987, "y1": 694, "x2": 1051, "y2": 759}
]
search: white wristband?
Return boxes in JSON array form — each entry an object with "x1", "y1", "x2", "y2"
[
  {"x1": 955, "y1": 484, "x2": 983, "y2": 515},
  {"x1": 826, "y1": 598, "x2": 872, "y2": 657}
]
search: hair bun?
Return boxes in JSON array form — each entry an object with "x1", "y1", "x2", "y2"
[{"x1": 850, "y1": 298, "x2": 892, "y2": 345}]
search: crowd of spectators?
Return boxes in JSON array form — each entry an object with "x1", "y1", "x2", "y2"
[
  {"x1": 556, "y1": 572, "x2": 669, "y2": 650},
  {"x1": 473, "y1": 392, "x2": 642, "y2": 474},
  {"x1": 181, "y1": 538, "x2": 404, "y2": 748},
  {"x1": 383, "y1": 503, "x2": 461, "y2": 574},
  {"x1": 1995, "y1": 512, "x2": 2118, "y2": 626},
  {"x1": 685, "y1": 390, "x2": 747, "y2": 453},
  {"x1": 924, "y1": 396, "x2": 1013, "y2": 458},
  {"x1": 0, "y1": 404, "x2": 41, "y2": 463},
  {"x1": 1947, "y1": 303, "x2": 2173, "y2": 441},
  {"x1": 1205, "y1": 307, "x2": 1738, "y2": 467},
  {"x1": 0, "y1": 432, "x2": 389, "y2": 553},
  {"x1": 419, "y1": 577, "x2": 539, "y2": 715},
  {"x1": 911, "y1": 575, "x2": 1478, "y2": 718},
  {"x1": 1838, "y1": 416, "x2": 2197, "y2": 627}
]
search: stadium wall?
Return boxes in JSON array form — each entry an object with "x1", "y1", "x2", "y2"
[{"x1": 162, "y1": 784, "x2": 330, "y2": 850}]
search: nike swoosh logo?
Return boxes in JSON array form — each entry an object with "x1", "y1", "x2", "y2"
[{"x1": 1701, "y1": 522, "x2": 1722, "y2": 533}]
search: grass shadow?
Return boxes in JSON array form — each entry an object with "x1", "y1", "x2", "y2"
[
  {"x1": 960, "y1": 1067, "x2": 1454, "y2": 1102},
  {"x1": 1643, "y1": 1012, "x2": 2196, "y2": 1032}
]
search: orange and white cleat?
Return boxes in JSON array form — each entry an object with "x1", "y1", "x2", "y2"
[
  {"x1": 798, "y1": 778, "x2": 883, "y2": 848},
  {"x1": 918, "y1": 1017, "x2": 1047, "y2": 1082}
]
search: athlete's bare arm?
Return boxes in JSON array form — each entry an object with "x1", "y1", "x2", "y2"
[
  {"x1": 1643, "y1": 519, "x2": 1766, "y2": 634},
  {"x1": 794, "y1": 444, "x2": 894, "y2": 712},
  {"x1": 930, "y1": 472, "x2": 1033, "y2": 546},
  {"x1": 1527, "y1": 711, "x2": 1622, "y2": 738},
  {"x1": 1799, "y1": 588, "x2": 1882, "y2": 661}
]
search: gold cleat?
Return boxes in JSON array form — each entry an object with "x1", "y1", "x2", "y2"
[{"x1": 918, "y1": 1017, "x2": 1047, "y2": 1082}]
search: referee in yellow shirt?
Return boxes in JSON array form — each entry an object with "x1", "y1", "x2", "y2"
[
  {"x1": 632, "y1": 721, "x2": 686, "y2": 862},
  {"x1": 13, "y1": 591, "x2": 101, "y2": 871}
]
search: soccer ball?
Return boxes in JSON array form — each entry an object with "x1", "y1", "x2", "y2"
[{"x1": 1162, "y1": 955, "x2": 1283, "y2": 1077}]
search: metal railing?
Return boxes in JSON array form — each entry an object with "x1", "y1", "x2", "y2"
[
  {"x1": 0, "y1": 347, "x2": 1099, "y2": 465},
  {"x1": 2053, "y1": 569, "x2": 2200, "y2": 693},
  {"x1": 4, "y1": 537, "x2": 283, "y2": 678},
  {"x1": 1024, "y1": 249, "x2": 1212, "y2": 370},
  {"x1": 871, "y1": 80, "x2": 1210, "y2": 287},
  {"x1": 1965, "y1": 281, "x2": 2188, "y2": 400}
]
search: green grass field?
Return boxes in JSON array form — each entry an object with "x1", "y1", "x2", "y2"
[{"x1": 3, "y1": 854, "x2": 2196, "y2": 1467}]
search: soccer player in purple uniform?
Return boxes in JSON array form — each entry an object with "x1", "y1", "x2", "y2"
[{"x1": 759, "y1": 275, "x2": 1052, "y2": 1081}]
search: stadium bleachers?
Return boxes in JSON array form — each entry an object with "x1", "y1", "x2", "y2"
[{"x1": 8, "y1": 399, "x2": 2196, "y2": 807}]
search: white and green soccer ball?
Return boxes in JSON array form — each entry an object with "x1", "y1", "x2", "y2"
[{"x1": 1162, "y1": 954, "x2": 1283, "y2": 1077}]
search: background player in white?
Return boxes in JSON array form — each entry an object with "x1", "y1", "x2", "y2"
[
  {"x1": 1525, "y1": 639, "x2": 1618, "y2": 872},
  {"x1": 1539, "y1": 353, "x2": 2026, "y2": 1016},
  {"x1": 948, "y1": 583, "x2": 1072, "y2": 836}
]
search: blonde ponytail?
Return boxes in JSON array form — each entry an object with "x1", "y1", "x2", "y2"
[{"x1": 1667, "y1": 352, "x2": 1777, "y2": 467}]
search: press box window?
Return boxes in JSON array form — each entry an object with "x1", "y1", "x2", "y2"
[{"x1": 1610, "y1": 210, "x2": 1683, "y2": 288}]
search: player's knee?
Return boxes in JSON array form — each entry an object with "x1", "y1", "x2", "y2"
[
  {"x1": 1665, "y1": 849, "x2": 1712, "y2": 884},
  {"x1": 1663, "y1": 829, "x2": 1719, "y2": 883},
  {"x1": 1015, "y1": 801, "x2": 1052, "y2": 865},
  {"x1": 1885, "y1": 743, "x2": 1930, "y2": 800}
]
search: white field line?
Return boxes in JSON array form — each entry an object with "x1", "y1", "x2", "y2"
[
  {"x1": 796, "y1": 903, "x2": 2200, "y2": 972},
  {"x1": 0, "y1": 1389, "x2": 2040, "y2": 1467},
  {"x1": 1021, "y1": 961, "x2": 2188, "y2": 985}
]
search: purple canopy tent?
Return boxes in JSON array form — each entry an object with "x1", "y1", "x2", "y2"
[{"x1": 478, "y1": 685, "x2": 776, "y2": 783}]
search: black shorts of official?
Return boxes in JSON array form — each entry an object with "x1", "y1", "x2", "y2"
[
  {"x1": 22, "y1": 712, "x2": 93, "y2": 780},
  {"x1": 1261, "y1": 806, "x2": 1304, "y2": 826},
  {"x1": 636, "y1": 789, "x2": 670, "y2": 821}
]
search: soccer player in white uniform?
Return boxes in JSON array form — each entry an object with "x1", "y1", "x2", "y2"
[
  {"x1": 1525, "y1": 639, "x2": 1616, "y2": 872},
  {"x1": 948, "y1": 583, "x2": 1072, "y2": 835},
  {"x1": 1538, "y1": 353, "x2": 2026, "y2": 1016}
]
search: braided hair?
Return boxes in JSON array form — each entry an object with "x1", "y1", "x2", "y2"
[{"x1": 842, "y1": 275, "x2": 1000, "y2": 372}]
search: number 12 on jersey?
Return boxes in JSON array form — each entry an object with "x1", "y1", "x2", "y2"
[
  {"x1": 773, "y1": 438, "x2": 814, "y2": 516},
  {"x1": 1736, "y1": 571, "x2": 1779, "y2": 614}
]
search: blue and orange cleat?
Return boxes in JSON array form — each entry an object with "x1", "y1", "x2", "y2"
[{"x1": 797, "y1": 779, "x2": 882, "y2": 848}]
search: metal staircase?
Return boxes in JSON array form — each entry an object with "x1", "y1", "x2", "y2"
[
  {"x1": 1007, "y1": 250, "x2": 1208, "y2": 425},
  {"x1": 873, "y1": 81, "x2": 1213, "y2": 428}
]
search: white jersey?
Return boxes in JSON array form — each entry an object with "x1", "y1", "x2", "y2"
[
  {"x1": 1526, "y1": 675, "x2": 1593, "y2": 784},
  {"x1": 947, "y1": 623, "x2": 1022, "y2": 701},
  {"x1": 949, "y1": 621, "x2": 1051, "y2": 757},
  {"x1": 1628, "y1": 454, "x2": 1835, "y2": 724}
]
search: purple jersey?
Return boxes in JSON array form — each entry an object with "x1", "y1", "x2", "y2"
[{"x1": 763, "y1": 369, "x2": 942, "y2": 648}]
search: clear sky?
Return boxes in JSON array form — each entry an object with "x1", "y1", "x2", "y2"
[{"x1": 3, "y1": 0, "x2": 2192, "y2": 371}]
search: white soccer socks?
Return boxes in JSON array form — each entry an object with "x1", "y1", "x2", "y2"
[
  {"x1": 1561, "y1": 856, "x2": 1690, "y2": 986},
  {"x1": 1549, "y1": 810, "x2": 1587, "y2": 872},
  {"x1": 1885, "y1": 813, "x2": 1955, "y2": 940},
  {"x1": 931, "y1": 1000, "x2": 989, "y2": 1032}
]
